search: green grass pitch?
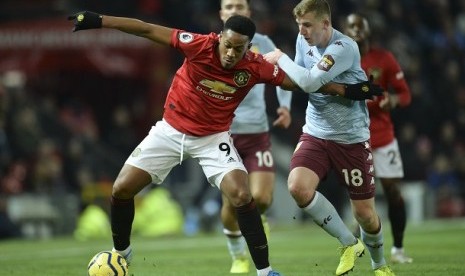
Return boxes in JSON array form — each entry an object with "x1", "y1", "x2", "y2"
[{"x1": 1, "y1": 219, "x2": 464, "y2": 275}]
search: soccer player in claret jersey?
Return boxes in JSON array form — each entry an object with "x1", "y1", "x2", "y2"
[
  {"x1": 344, "y1": 13, "x2": 413, "y2": 264},
  {"x1": 218, "y1": 0, "x2": 292, "y2": 273},
  {"x1": 263, "y1": 0, "x2": 395, "y2": 275},
  {"x1": 68, "y1": 10, "x2": 380, "y2": 276}
]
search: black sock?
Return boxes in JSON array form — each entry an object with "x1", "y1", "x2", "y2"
[
  {"x1": 236, "y1": 199, "x2": 269, "y2": 269},
  {"x1": 111, "y1": 196, "x2": 135, "y2": 250},
  {"x1": 387, "y1": 195, "x2": 406, "y2": 248}
]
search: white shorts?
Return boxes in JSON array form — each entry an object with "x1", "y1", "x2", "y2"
[
  {"x1": 125, "y1": 120, "x2": 246, "y2": 188},
  {"x1": 372, "y1": 139, "x2": 404, "y2": 178}
]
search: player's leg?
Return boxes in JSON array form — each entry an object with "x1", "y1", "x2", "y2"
[
  {"x1": 351, "y1": 199, "x2": 394, "y2": 275},
  {"x1": 289, "y1": 134, "x2": 361, "y2": 275},
  {"x1": 221, "y1": 133, "x2": 275, "y2": 273},
  {"x1": 111, "y1": 164, "x2": 152, "y2": 263},
  {"x1": 330, "y1": 140, "x2": 386, "y2": 275},
  {"x1": 337, "y1": 140, "x2": 393, "y2": 275},
  {"x1": 221, "y1": 192, "x2": 250, "y2": 273},
  {"x1": 373, "y1": 139, "x2": 412, "y2": 264},
  {"x1": 289, "y1": 167, "x2": 363, "y2": 276},
  {"x1": 197, "y1": 132, "x2": 278, "y2": 276},
  {"x1": 380, "y1": 177, "x2": 411, "y2": 263},
  {"x1": 231, "y1": 132, "x2": 275, "y2": 214},
  {"x1": 111, "y1": 120, "x2": 182, "y2": 264},
  {"x1": 221, "y1": 170, "x2": 275, "y2": 276},
  {"x1": 249, "y1": 171, "x2": 274, "y2": 238},
  {"x1": 221, "y1": 171, "x2": 274, "y2": 273}
]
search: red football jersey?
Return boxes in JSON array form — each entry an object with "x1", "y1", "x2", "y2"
[
  {"x1": 163, "y1": 29, "x2": 285, "y2": 136},
  {"x1": 362, "y1": 47, "x2": 411, "y2": 148}
]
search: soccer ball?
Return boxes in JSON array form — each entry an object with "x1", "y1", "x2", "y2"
[{"x1": 87, "y1": 251, "x2": 129, "y2": 276}]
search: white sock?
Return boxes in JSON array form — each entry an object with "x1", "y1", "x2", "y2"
[
  {"x1": 112, "y1": 245, "x2": 131, "y2": 256},
  {"x1": 360, "y1": 226, "x2": 386, "y2": 269},
  {"x1": 224, "y1": 229, "x2": 247, "y2": 259},
  {"x1": 257, "y1": 266, "x2": 272, "y2": 276},
  {"x1": 304, "y1": 192, "x2": 357, "y2": 246}
]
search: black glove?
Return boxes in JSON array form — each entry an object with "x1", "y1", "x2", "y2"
[
  {"x1": 67, "y1": 11, "x2": 102, "y2": 32},
  {"x1": 344, "y1": 75, "x2": 383, "y2": 101}
]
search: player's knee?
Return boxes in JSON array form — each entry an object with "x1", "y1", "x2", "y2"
[
  {"x1": 288, "y1": 180, "x2": 311, "y2": 200},
  {"x1": 354, "y1": 207, "x2": 378, "y2": 229},
  {"x1": 252, "y1": 193, "x2": 272, "y2": 211},
  {"x1": 225, "y1": 187, "x2": 252, "y2": 207},
  {"x1": 112, "y1": 179, "x2": 136, "y2": 199},
  {"x1": 382, "y1": 182, "x2": 402, "y2": 200}
]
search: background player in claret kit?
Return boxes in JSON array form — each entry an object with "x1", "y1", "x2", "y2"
[
  {"x1": 68, "y1": 10, "x2": 378, "y2": 276},
  {"x1": 263, "y1": 0, "x2": 394, "y2": 275},
  {"x1": 344, "y1": 13, "x2": 413, "y2": 264},
  {"x1": 218, "y1": 0, "x2": 292, "y2": 273}
]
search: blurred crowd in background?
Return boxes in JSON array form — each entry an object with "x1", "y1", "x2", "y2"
[{"x1": 0, "y1": 0, "x2": 464, "y2": 239}]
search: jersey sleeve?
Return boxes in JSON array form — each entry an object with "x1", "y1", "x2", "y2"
[
  {"x1": 385, "y1": 51, "x2": 411, "y2": 107},
  {"x1": 259, "y1": 60, "x2": 286, "y2": 86},
  {"x1": 170, "y1": 29, "x2": 212, "y2": 59},
  {"x1": 261, "y1": 35, "x2": 292, "y2": 109},
  {"x1": 277, "y1": 39, "x2": 357, "y2": 93}
]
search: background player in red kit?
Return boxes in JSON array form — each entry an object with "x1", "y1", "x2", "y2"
[
  {"x1": 68, "y1": 10, "x2": 380, "y2": 276},
  {"x1": 344, "y1": 13, "x2": 413, "y2": 264}
]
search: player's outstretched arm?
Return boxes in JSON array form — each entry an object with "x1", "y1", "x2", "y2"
[{"x1": 68, "y1": 11, "x2": 173, "y2": 46}]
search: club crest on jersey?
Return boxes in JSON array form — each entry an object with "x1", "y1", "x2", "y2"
[
  {"x1": 179, "y1": 32, "x2": 194, "y2": 43},
  {"x1": 233, "y1": 71, "x2": 250, "y2": 87},
  {"x1": 317, "y1": 54, "x2": 335, "y2": 72}
]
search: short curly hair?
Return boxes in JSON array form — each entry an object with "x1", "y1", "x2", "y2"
[{"x1": 223, "y1": 15, "x2": 256, "y2": 41}]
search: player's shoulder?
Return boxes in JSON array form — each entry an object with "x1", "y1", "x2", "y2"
[
  {"x1": 202, "y1": 32, "x2": 220, "y2": 43},
  {"x1": 244, "y1": 50, "x2": 265, "y2": 63},
  {"x1": 369, "y1": 47, "x2": 391, "y2": 55},
  {"x1": 252, "y1": 32, "x2": 271, "y2": 42},
  {"x1": 368, "y1": 47, "x2": 397, "y2": 61},
  {"x1": 174, "y1": 30, "x2": 216, "y2": 44},
  {"x1": 331, "y1": 29, "x2": 358, "y2": 50}
]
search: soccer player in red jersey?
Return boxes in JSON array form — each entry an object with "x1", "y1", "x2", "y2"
[
  {"x1": 68, "y1": 10, "x2": 378, "y2": 276},
  {"x1": 68, "y1": 12, "x2": 297, "y2": 276},
  {"x1": 345, "y1": 13, "x2": 413, "y2": 264}
]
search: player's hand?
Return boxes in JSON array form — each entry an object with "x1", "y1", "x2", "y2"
[
  {"x1": 263, "y1": 49, "x2": 284, "y2": 65},
  {"x1": 344, "y1": 75, "x2": 383, "y2": 101},
  {"x1": 379, "y1": 91, "x2": 399, "y2": 111},
  {"x1": 272, "y1": 106, "x2": 291, "y2": 128},
  {"x1": 68, "y1": 11, "x2": 103, "y2": 32},
  {"x1": 378, "y1": 91, "x2": 390, "y2": 111}
]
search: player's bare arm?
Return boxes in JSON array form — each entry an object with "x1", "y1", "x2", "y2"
[
  {"x1": 68, "y1": 11, "x2": 172, "y2": 46},
  {"x1": 102, "y1": 16, "x2": 172, "y2": 45}
]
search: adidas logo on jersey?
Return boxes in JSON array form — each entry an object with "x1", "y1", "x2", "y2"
[{"x1": 227, "y1": 157, "x2": 236, "y2": 163}]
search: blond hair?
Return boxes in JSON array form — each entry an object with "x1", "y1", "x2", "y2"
[{"x1": 293, "y1": 0, "x2": 331, "y2": 21}]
